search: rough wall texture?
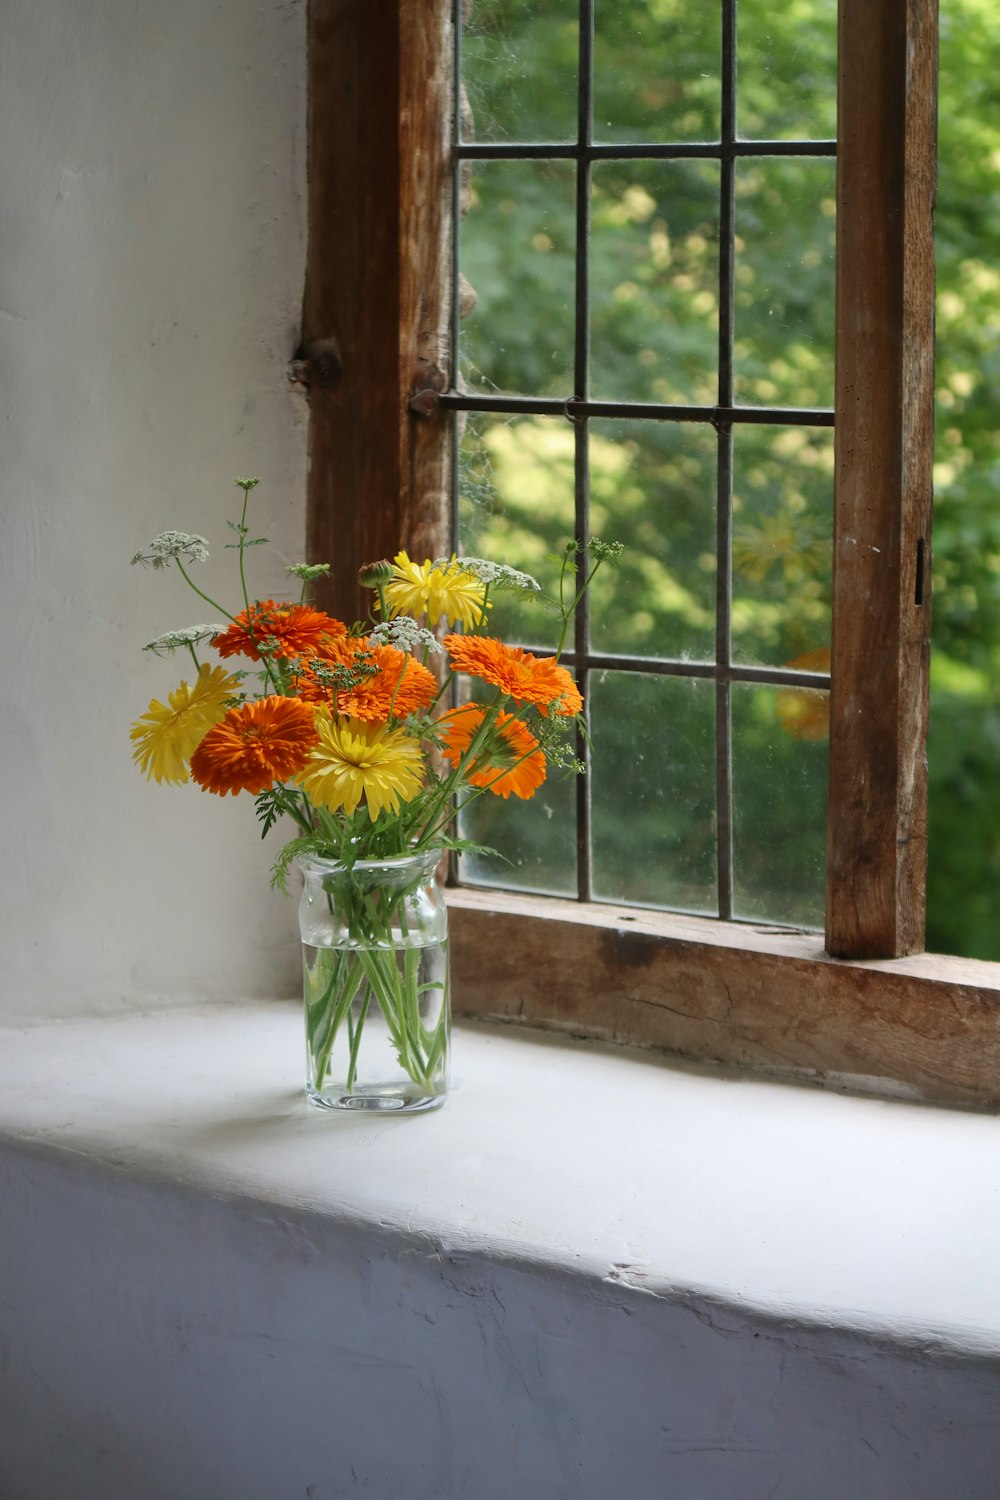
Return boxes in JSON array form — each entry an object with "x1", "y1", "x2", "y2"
[
  {"x1": 4, "y1": 1008, "x2": 1000, "y2": 1499},
  {"x1": 0, "y1": 0, "x2": 308, "y2": 1016},
  {"x1": 4, "y1": 1136, "x2": 1000, "y2": 1500}
]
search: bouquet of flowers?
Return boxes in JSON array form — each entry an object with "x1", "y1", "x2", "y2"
[{"x1": 130, "y1": 478, "x2": 620, "y2": 1109}]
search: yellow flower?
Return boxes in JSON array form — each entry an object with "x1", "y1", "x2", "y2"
[
  {"x1": 384, "y1": 550, "x2": 486, "y2": 629},
  {"x1": 297, "y1": 714, "x2": 424, "y2": 820},
  {"x1": 130, "y1": 664, "x2": 239, "y2": 785}
]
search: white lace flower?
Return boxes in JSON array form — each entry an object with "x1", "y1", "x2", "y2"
[
  {"x1": 142, "y1": 625, "x2": 228, "y2": 657},
  {"x1": 435, "y1": 556, "x2": 540, "y2": 592},
  {"x1": 368, "y1": 617, "x2": 443, "y2": 655},
  {"x1": 131, "y1": 531, "x2": 210, "y2": 570}
]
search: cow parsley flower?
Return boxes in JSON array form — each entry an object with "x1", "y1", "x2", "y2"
[
  {"x1": 131, "y1": 531, "x2": 210, "y2": 570},
  {"x1": 142, "y1": 625, "x2": 227, "y2": 657},
  {"x1": 435, "y1": 557, "x2": 540, "y2": 593},
  {"x1": 368, "y1": 617, "x2": 443, "y2": 656}
]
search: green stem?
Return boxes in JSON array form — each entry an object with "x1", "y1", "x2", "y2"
[
  {"x1": 423, "y1": 665, "x2": 458, "y2": 720},
  {"x1": 273, "y1": 785, "x2": 314, "y2": 835},
  {"x1": 177, "y1": 503, "x2": 281, "y2": 697},
  {"x1": 308, "y1": 949, "x2": 366, "y2": 1089},
  {"x1": 408, "y1": 696, "x2": 509, "y2": 850},
  {"x1": 175, "y1": 561, "x2": 238, "y2": 623},
  {"x1": 346, "y1": 993, "x2": 371, "y2": 1091},
  {"x1": 307, "y1": 870, "x2": 447, "y2": 1099},
  {"x1": 237, "y1": 487, "x2": 252, "y2": 614},
  {"x1": 357, "y1": 947, "x2": 426, "y2": 1085},
  {"x1": 555, "y1": 557, "x2": 605, "y2": 662}
]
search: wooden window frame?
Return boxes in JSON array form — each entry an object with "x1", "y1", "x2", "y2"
[{"x1": 299, "y1": 0, "x2": 1000, "y2": 1109}]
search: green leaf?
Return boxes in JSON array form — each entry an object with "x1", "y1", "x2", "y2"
[
  {"x1": 270, "y1": 833, "x2": 332, "y2": 895},
  {"x1": 434, "y1": 834, "x2": 510, "y2": 865},
  {"x1": 254, "y1": 788, "x2": 287, "y2": 840}
]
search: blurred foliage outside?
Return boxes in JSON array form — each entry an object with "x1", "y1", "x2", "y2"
[{"x1": 456, "y1": 0, "x2": 1000, "y2": 957}]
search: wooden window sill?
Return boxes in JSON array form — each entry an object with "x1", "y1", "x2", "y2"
[{"x1": 447, "y1": 888, "x2": 1000, "y2": 1110}]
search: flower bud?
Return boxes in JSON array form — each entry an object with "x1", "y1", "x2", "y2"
[{"x1": 358, "y1": 559, "x2": 395, "y2": 588}]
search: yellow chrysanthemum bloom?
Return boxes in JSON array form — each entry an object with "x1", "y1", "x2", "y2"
[
  {"x1": 130, "y1": 664, "x2": 240, "y2": 785},
  {"x1": 297, "y1": 714, "x2": 424, "y2": 820},
  {"x1": 384, "y1": 550, "x2": 486, "y2": 629}
]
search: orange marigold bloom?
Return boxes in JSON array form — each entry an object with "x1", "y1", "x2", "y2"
[
  {"x1": 440, "y1": 705, "x2": 546, "y2": 800},
  {"x1": 443, "y1": 635, "x2": 582, "y2": 717},
  {"x1": 340, "y1": 644, "x2": 437, "y2": 722},
  {"x1": 189, "y1": 696, "x2": 320, "y2": 796},
  {"x1": 213, "y1": 601, "x2": 347, "y2": 662},
  {"x1": 290, "y1": 637, "x2": 437, "y2": 723}
]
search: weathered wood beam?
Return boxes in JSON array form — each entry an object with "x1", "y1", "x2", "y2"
[
  {"x1": 450, "y1": 889, "x2": 1000, "y2": 1109},
  {"x1": 302, "y1": 0, "x2": 452, "y2": 625},
  {"x1": 827, "y1": 0, "x2": 938, "y2": 957}
]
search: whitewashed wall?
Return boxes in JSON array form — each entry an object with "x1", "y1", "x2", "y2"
[{"x1": 0, "y1": 0, "x2": 308, "y2": 1016}]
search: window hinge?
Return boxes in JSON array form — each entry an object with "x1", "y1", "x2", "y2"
[
  {"x1": 408, "y1": 388, "x2": 442, "y2": 417},
  {"x1": 287, "y1": 338, "x2": 341, "y2": 392}
]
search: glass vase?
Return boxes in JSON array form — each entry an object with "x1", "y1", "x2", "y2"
[{"x1": 297, "y1": 848, "x2": 450, "y2": 1112}]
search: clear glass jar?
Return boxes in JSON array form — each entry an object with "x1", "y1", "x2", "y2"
[{"x1": 297, "y1": 849, "x2": 449, "y2": 1112}]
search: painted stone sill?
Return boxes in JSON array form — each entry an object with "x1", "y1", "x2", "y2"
[{"x1": 2, "y1": 999, "x2": 1000, "y2": 1358}]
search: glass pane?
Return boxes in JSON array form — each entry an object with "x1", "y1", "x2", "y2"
[
  {"x1": 593, "y1": 0, "x2": 719, "y2": 144},
  {"x1": 733, "y1": 158, "x2": 836, "y2": 408},
  {"x1": 458, "y1": 721, "x2": 578, "y2": 897},
  {"x1": 458, "y1": 412, "x2": 575, "y2": 652},
  {"x1": 461, "y1": 159, "x2": 576, "y2": 398},
  {"x1": 591, "y1": 160, "x2": 720, "y2": 404},
  {"x1": 461, "y1": 0, "x2": 578, "y2": 144},
  {"x1": 589, "y1": 419, "x2": 716, "y2": 662},
  {"x1": 925, "y1": 5, "x2": 1000, "y2": 961},
  {"x1": 591, "y1": 672, "x2": 717, "y2": 912},
  {"x1": 737, "y1": 0, "x2": 837, "y2": 142},
  {"x1": 732, "y1": 683, "x2": 828, "y2": 927},
  {"x1": 731, "y1": 425, "x2": 833, "y2": 668}
]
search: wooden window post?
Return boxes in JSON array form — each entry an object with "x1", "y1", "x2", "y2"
[
  {"x1": 301, "y1": 0, "x2": 452, "y2": 624},
  {"x1": 826, "y1": 0, "x2": 938, "y2": 959}
]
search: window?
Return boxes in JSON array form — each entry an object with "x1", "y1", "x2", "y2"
[
  {"x1": 452, "y1": 1, "x2": 836, "y2": 929},
  {"x1": 299, "y1": 0, "x2": 1000, "y2": 1108}
]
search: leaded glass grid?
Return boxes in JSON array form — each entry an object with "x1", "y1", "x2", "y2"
[{"x1": 445, "y1": 0, "x2": 837, "y2": 925}]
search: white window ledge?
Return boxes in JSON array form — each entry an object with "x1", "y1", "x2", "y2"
[{"x1": 3, "y1": 1002, "x2": 1000, "y2": 1499}]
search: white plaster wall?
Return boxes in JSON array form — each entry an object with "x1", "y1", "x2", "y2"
[
  {"x1": 0, "y1": 0, "x2": 308, "y2": 1016},
  {"x1": 5, "y1": 1137, "x2": 1000, "y2": 1500},
  {"x1": 4, "y1": 1009, "x2": 1000, "y2": 1499}
]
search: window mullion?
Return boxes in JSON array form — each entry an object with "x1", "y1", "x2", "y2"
[{"x1": 826, "y1": 0, "x2": 938, "y2": 959}]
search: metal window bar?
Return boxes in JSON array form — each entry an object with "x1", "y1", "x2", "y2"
[{"x1": 449, "y1": 0, "x2": 836, "y2": 920}]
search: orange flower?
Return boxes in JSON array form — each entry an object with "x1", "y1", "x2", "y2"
[
  {"x1": 189, "y1": 696, "x2": 320, "y2": 796},
  {"x1": 213, "y1": 601, "x2": 346, "y2": 662},
  {"x1": 443, "y1": 635, "x2": 582, "y2": 717},
  {"x1": 440, "y1": 705, "x2": 546, "y2": 800},
  {"x1": 290, "y1": 637, "x2": 437, "y2": 723}
]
